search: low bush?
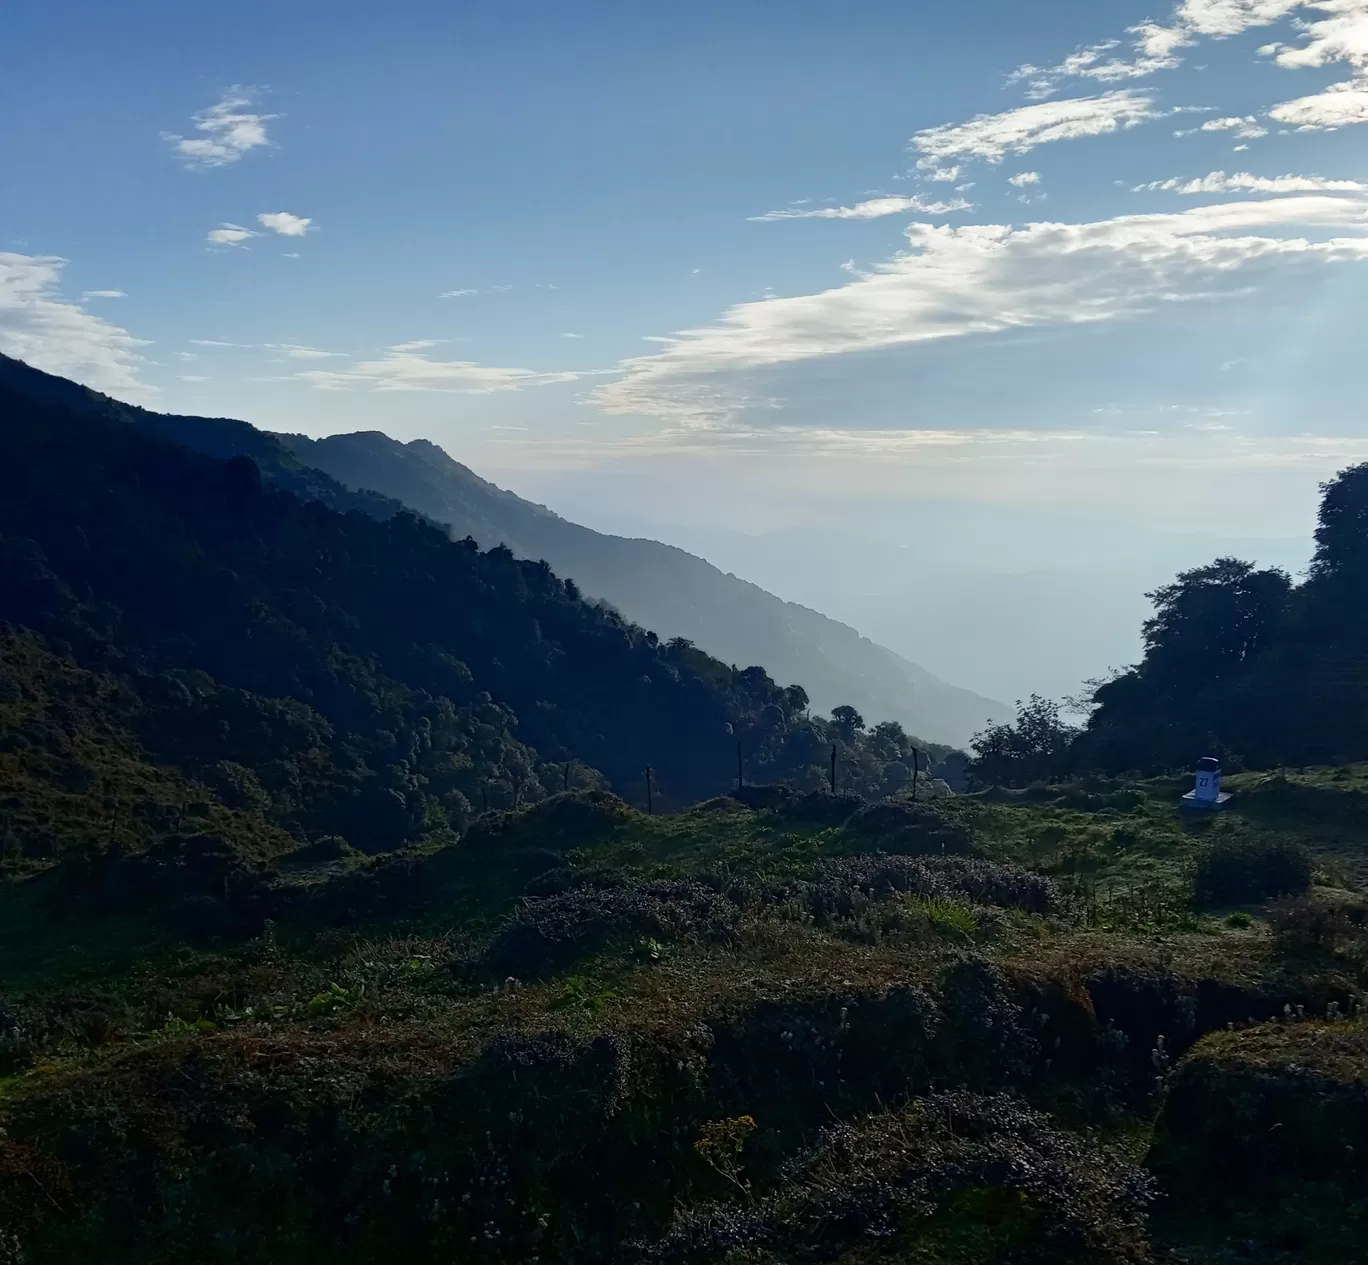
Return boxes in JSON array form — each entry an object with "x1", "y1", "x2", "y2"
[
  {"x1": 1269, "y1": 890, "x2": 1368, "y2": 957},
  {"x1": 843, "y1": 800, "x2": 978, "y2": 856},
  {"x1": 480, "y1": 877, "x2": 740, "y2": 977},
  {"x1": 787, "y1": 854, "x2": 1060, "y2": 924},
  {"x1": 1191, "y1": 835, "x2": 1312, "y2": 909},
  {"x1": 646, "y1": 1091, "x2": 1155, "y2": 1264}
]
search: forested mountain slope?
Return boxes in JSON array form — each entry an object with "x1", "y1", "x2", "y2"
[
  {"x1": 281, "y1": 429, "x2": 1006, "y2": 746},
  {"x1": 0, "y1": 360, "x2": 964, "y2": 878}
]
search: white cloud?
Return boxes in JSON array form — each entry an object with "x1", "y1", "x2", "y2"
[
  {"x1": 297, "y1": 347, "x2": 584, "y2": 393},
  {"x1": 1008, "y1": 171, "x2": 1043, "y2": 187},
  {"x1": 1176, "y1": 115, "x2": 1270, "y2": 137},
  {"x1": 1002, "y1": 1, "x2": 1339, "y2": 99},
  {"x1": 0, "y1": 253, "x2": 149, "y2": 395},
  {"x1": 925, "y1": 165, "x2": 963, "y2": 182},
  {"x1": 1176, "y1": 0, "x2": 1301, "y2": 35},
  {"x1": 594, "y1": 195, "x2": 1368, "y2": 422},
  {"x1": 1136, "y1": 168, "x2": 1368, "y2": 191},
  {"x1": 81, "y1": 289, "x2": 126, "y2": 300},
  {"x1": 912, "y1": 91, "x2": 1159, "y2": 165},
  {"x1": 1261, "y1": 0, "x2": 1368, "y2": 68},
  {"x1": 257, "y1": 211, "x2": 313, "y2": 236},
  {"x1": 560, "y1": 332, "x2": 584, "y2": 339},
  {"x1": 1206, "y1": 115, "x2": 1270, "y2": 136},
  {"x1": 749, "y1": 194, "x2": 972, "y2": 221},
  {"x1": 1009, "y1": 26, "x2": 1191, "y2": 99},
  {"x1": 207, "y1": 223, "x2": 259, "y2": 247},
  {"x1": 164, "y1": 87, "x2": 276, "y2": 169},
  {"x1": 1132, "y1": 20, "x2": 1199, "y2": 57},
  {"x1": 273, "y1": 344, "x2": 344, "y2": 359},
  {"x1": 1270, "y1": 78, "x2": 1368, "y2": 127},
  {"x1": 440, "y1": 288, "x2": 479, "y2": 298}
]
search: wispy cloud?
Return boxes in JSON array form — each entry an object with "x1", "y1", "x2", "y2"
[
  {"x1": 0, "y1": 252, "x2": 149, "y2": 395},
  {"x1": 594, "y1": 195, "x2": 1368, "y2": 423},
  {"x1": 1135, "y1": 169, "x2": 1368, "y2": 192},
  {"x1": 206, "y1": 223, "x2": 259, "y2": 247},
  {"x1": 749, "y1": 194, "x2": 972, "y2": 221},
  {"x1": 273, "y1": 344, "x2": 345, "y2": 359},
  {"x1": 297, "y1": 343, "x2": 586, "y2": 392},
  {"x1": 187, "y1": 338, "x2": 345, "y2": 358},
  {"x1": 1176, "y1": 114, "x2": 1270, "y2": 137},
  {"x1": 165, "y1": 87, "x2": 276, "y2": 169},
  {"x1": 1009, "y1": 25, "x2": 1191, "y2": 99},
  {"x1": 1270, "y1": 79, "x2": 1368, "y2": 128},
  {"x1": 81, "y1": 289, "x2": 126, "y2": 300},
  {"x1": 1008, "y1": 0, "x2": 1368, "y2": 136},
  {"x1": 912, "y1": 91, "x2": 1160, "y2": 165},
  {"x1": 1008, "y1": 171, "x2": 1042, "y2": 187},
  {"x1": 257, "y1": 211, "x2": 313, "y2": 236},
  {"x1": 440, "y1": 288, "x2": 479, "y2": 298}
]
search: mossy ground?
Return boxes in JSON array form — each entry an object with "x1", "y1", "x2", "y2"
[{"x1": 1, "y1": 770, "x2": 1365, "y2": 1262}]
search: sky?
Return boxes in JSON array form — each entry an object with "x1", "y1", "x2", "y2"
[{"x1": 4, "y1": 0, "x2": 1368, "y2": 705}]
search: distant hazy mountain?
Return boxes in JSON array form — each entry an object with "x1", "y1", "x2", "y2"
[{"x1": 280, "y1": 431, "x2": 1008, "y2": 746}]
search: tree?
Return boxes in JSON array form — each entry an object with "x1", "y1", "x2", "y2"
[
  {"x1": 1140, "y1": 558, "x2": 1291, "y2": 691},
  {"x1": 1306, "y1": 463, "x2": 1368, "y2": 638},
  {"x1": 967, "y1": 696, "x2": 1078, "y2": 788},
  {"x1": 829, "y1": 705, "x2": 866, "y2": 745}
]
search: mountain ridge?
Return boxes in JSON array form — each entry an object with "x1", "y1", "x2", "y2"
[{"x1": 280, "y1": 428, "x2": 1007, "y2": 746}]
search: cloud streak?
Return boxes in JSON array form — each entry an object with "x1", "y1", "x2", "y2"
[
  {"x1": 1135, "y1": 169, "x2": 1368, "y2": 192},
  {"x1": 594, "y1": 196, "x2": 1368, "y2": 422},
  {"x1": 749, "y1": 194, "x2": 973, "y2": 221},
  {"x1": 297, "y1": 344, "x2": 586, "y2": 393},
  {"x1": 206, "y1": 223, "x2": 259, "y2": 247},
  {"x1": 912, "y1": 91, "x2": 1160, "y2": 165}
]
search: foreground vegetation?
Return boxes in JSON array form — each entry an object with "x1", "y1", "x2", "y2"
[{"x1": 2, "y1": 767, "x2": 1365, "y2": 1263}]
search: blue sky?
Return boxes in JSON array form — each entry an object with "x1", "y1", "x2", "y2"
[{"x1": 5, "y1": 0, "x2": 1368, "y2": 698}]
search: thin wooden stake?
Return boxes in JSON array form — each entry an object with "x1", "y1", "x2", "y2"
[
  {"x1": 645, "y1": 765, "x2": 654, "y2": 815},
  {"x1": 564, "y1": 762, "x2": 570, "y2": 792},
  {"x1": 911, "y1": 748, "x2": 920, "y2": 802}
]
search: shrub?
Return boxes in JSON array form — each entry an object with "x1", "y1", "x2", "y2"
[
  {"x1": 480, "y1": 877, "x2": 740, "y2": 977},
  {"x1": 843, "y1": 800, "x2": 978, "y2": 856},
  {"x1": 282, "y1": 835, "x2": 356, "y2": 865},
  {"x1": 1269, "y1": 891, "x2": 1368, "y2": 957},
  {"x1": 647, "y1": 1091, "x2": 1155, "y2": 1264},
  {"x1": 462, "y1": 789, "x2": 632, "y2": 853},
  {"x1": 787, "y1": 854, "x2": 1060, "y2": 924},
  {"x1": 1192, "y1": 836, "x2": 1312, "y2": 909}
]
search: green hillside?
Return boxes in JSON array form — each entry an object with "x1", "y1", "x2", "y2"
[{"x1": 1, "y1": 764, "x2": 1365, "y2": 1263}]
